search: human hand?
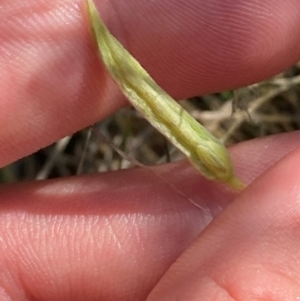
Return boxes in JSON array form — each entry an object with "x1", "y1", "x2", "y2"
[{"x1": 1, "y1": 0, "x2": 300, "y2": 300}]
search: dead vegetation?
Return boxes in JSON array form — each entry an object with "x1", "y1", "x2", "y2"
[{"x1": 1, "y1": 62, "x2": 300, "y2": 183}]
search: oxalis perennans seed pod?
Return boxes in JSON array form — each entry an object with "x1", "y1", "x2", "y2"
[{"x1": 86, "y1": 0, "x2": 245, "y2": 190}]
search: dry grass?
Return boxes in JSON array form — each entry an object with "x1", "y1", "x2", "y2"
[{"x1": 1, "y1": 62, "x2": 300, "y2": 183}]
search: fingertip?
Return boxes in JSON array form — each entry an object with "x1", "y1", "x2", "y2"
[{"x1": 105, "y1": 0, "x2": 300, "y2": 97}]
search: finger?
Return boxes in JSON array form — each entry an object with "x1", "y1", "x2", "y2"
[
  {"x1": 1, "y1": 0, "x2": 300, "y2": 166},
  {"x1": 111, "y1": 0, "x2": 300, "y2": 96},
  {"x1": 146, "y1": 135, "x2": 300, "y2": 300},
  {"x1": 0, "y1": 131, "x2": 299, "y2": 301}
]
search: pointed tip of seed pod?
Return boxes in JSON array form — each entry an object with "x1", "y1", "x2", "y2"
[{"x1": 226, "y1": 175, "x2": 246, "y2": 191}]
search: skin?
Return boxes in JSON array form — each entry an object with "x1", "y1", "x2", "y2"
[{"x1": 0, "y1": 0, "x2": 300, "y2": 300}]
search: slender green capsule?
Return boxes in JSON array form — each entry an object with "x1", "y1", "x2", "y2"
[{"x1": 86, "y1": 0, "x2": 245, "y2": 190}]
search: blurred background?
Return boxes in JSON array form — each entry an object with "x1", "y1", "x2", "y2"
[{"x1": 1, "y1": 61, "x2": 300, "y2": 183}]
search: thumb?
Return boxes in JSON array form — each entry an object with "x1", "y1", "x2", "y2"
[
  {"x1": 1, "y1": 0, "x2": 300, "y2": 167},
  {"x1": 147, "y1": 144, "x2": 300, "y2": 300}
]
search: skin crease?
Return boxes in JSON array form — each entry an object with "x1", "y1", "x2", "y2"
[{"x1": 0, "y1": 0, "x2": 300, "y2": 300}]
